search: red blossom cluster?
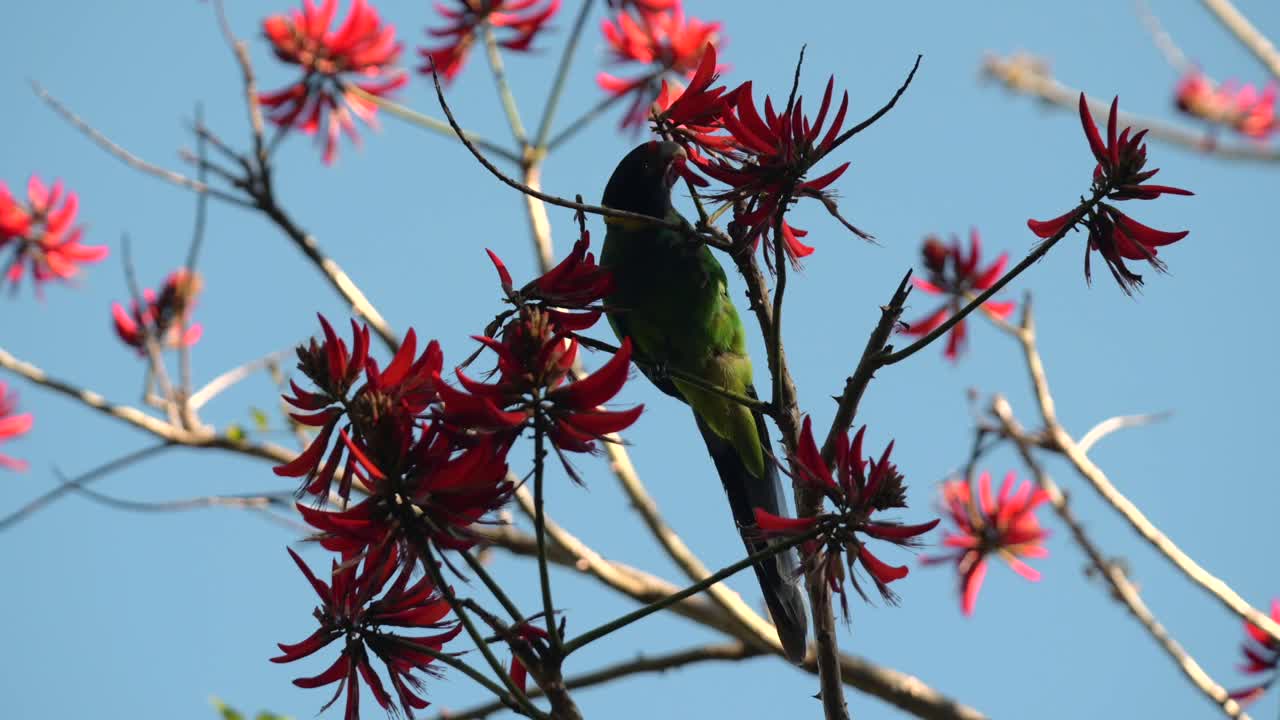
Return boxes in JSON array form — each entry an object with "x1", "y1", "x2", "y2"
[
  {"x1": 598, "y1": 0, "x2": 722, "y2": 128},
  {"x1": 273, "y1": 545, "x2": 461, "y2": 719},
  {"x1": 1029, "y1": 95, "x2": 1193, "y2": 294},
  {"x1": 110, "y1": 269, "x2": 204, "y2": 355},
  {"x1": 901, "y1": 230, "x2": 1016, "y2": 362},
  {"x1": 260, "y1": 0, "x2": 407, "y2": 164},
  {"x1": 754, "y1": 417, "x2": 938, "y2": 620},
  {"x1": 1230, "y1": 599, "x2": 1280, "y2": 704},
  {"x1": 274, "y1": 232, "x2": 638, "y2": 717},
  {"x1": 649, "y1": 47, "x2": 868, "y2": 269},
  {"x1": 1175, "y1": 70, "x2": 1277, "y2": 140},
  {"x1": 922, "y1": 472, "x2": 1049, "y2": 616},
  {"x1": 0, "y1": 175, "x2": 107, "y2": 294},
  {"x1": 0, "y1": 382, "x2": 34, "y2": 472},
  {"x1": 420, "y1": 0, "x2": 561, "y2": 82}
]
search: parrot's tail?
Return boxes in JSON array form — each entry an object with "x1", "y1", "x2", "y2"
[{"x1": 694, "y1": 399, "x2": 809, "y2": 664}]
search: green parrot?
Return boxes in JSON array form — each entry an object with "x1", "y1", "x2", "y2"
[{"x1": 600, "y1": 141, "x2": 809, "y2": 663}]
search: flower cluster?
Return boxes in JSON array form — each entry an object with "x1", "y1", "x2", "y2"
[
  {"x1": 923, "y1": 472, "x2": 1049, "y2": 616},
  {"x1": 273, "y1": 546, "x2": 461, "y2": 719},
  {"x1": 419, "y1": 0, "x2": 561, "y2": 83},
  {"x1": 260, "y1": 0, "x2": 407, "y2": 165},
  {"x1": 598, "y1": 0, "x2": 722, "y2": 128},
  {"x1": 1028, "y1": 95, "x2": 1193, "y2": 294},
  {"x1": 1230, "y1": 599, "x2": 1280, "y2": 704},
  {"x1": 754, "y1": 417, "x2": 938, "y2": 620},
  {"x1": 110, "y1": 269, "x2": 204, "y2": 355},
  {"x1": 1175, "y1": 70, "x2": 1277, "y2": 140},
  {"x1": 0, "y1": 382, "x2": 33, "y2": 472},
  {"x1": 648, "y1": 49, "x2": 870, "y2": 268},
  {"x1": 0, "y1": 175, "x2": 107, "y2": 294},
  {"x1": 900, "y1": 229, "x2": 1015, "y2": 361},
  {"x1": 274, "y1": 234, "x2": 639, "y2": 716}
]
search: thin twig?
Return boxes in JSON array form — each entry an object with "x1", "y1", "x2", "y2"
[
  {"x1": 826, "y1": 54, "x2": 923, "y2": 157},
  {"x1": 211, "y1": 0, "x2": 266, "y2": 164},
  {"x1": 533, "y1": 0, "x2": 595, "y2": 150},
  {"x1": 189, "y1": 349, "x2": 292, "y2": 410},
  {"x1": 992, "y1": 396, "x2": 1248, "y2": 720},
  {"x1": 0, "y1": 345, "x2": 295, "y2": 466},
  {"x1": 1135, "y1": 0, "x2": 1192, "y2": 73},
  {"x1": 482, "y1": 23, "x2": 529, "y2": 147},
  {"x1": 345, "y1": 86, "x2": 522, "y2": 165},
  {"x1": 475, "y1": 522, "x2": 987, "y2": 719},
  {"x1": 820, "y1": 270, "x2": 913, "y2": 465},
  {"x1": 33, "y1": 83, "x2": 256, "y2": 208},
  {"x1": 0, "y1": 443, "x2": 173, "y2": 532},
  {"x1": 432, "y1": 642, "x2": 762, "y2": 720},
  {"x1": 981, "y1": 53, "x2": 1280, "y2": 163},
  {"x1": 1078, "y1": 411, "x2": 1173, "y2": 454},
  {"x1": 1199, "y1": 0, "x2": 1280, "y2": 81},
  {"x1": 426, "y1": 65, "x2": 731, "y2": 249}
]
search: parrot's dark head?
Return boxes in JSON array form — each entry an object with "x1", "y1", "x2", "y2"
[{"x1": 601, "y1": 141, "x2": 687, "y2": 220}]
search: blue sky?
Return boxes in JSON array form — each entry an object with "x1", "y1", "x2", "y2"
[{"x1": 3, "y1": 1, "x2": 1279, "y2": 718}]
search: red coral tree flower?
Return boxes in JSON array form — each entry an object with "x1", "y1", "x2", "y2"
[
  {"x1": 1230, "y1": 598, "x2": 1280, "y2": 703},
  {"x1": 260, "y1": 0, "x2": 407, "y2": 165},
  {"x1": 486, "y1": 229, "x2": 615, "y2": 333},
  {"x1": 597, "y1": 0, "x2": 723, "y2": 129},
  {"x1": 754, "y1": 417, "x2": 938, "y2": 619},
  {"x1": 922, "y1": 472, "x2": 1049, "y2": 616},
  {"x1": 447, "y1": 309, "x2": 643, "y2": 459},
  {"x1": 0, "y1": 382, "x2": 34, "y2": 472},
  {"x1": 275, "y1": 316, "x2": 447, "y2": 504},
  {"x1": 1175, "y1": 70, "x2": 1277, "y2": 140},
  {"x1": 273, "y1": 546, "x2": 461, "y2": 719},
  {"x1": 419, "y1": 0, "x2": 561, "y2": 83},
  {"x1": 691, "y1": 72, "x2": 871, "y2": 269},
  {"x1": 648, "y1": 43, "x2": 740, "y2": 166},
  {"x1": 110, "y1": 269, "x2": 204, "y2": 355},
  {"x1": 900, "y1": 230, "x2": 1015, "y2": 361},
  {"x1": 0, "y1": 175, "x2": 107, "y2": 294},
  {"x1": 1028, "y1": 94, "x2": 1193, "y2": 294}
]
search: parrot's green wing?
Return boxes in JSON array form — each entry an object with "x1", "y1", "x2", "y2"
[{"x1": 600, "y1": 141, "x2": 809, "y2": 663}]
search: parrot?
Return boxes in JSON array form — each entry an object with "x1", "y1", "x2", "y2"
[{"x1": 599, "y1": 140, "x2": 809, "y2": 663}]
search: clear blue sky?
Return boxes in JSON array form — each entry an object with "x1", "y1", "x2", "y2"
[{"x1": 3, "y1": 2, "x2": 1279, "y2": 718}]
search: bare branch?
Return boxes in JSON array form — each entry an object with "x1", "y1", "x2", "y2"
[
  {"x1": 189, "y1": 349, "x2": 292, "y2": 410},
  {"x1": 32, "y1": 83, "x2": 256, "y2": 208},
  {"x1": 1078, "y1": 411, "x2": 1173, "y2": 454},
  {"x1": 992, "y1": 396, "x2": 1248, "y2": 720},
  {"x1": 1012, "y1": 304, "x2": 1280, "y2": 647},
  {"x1": 981, "y1": 53, "x2": 1280, "y2": 163},
  {"x1": 1199, "y1": 0, "x2": 1280, "y2": 81}
]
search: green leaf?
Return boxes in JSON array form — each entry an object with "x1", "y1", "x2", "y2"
[
  {"x1": 225, "y1": 424, "x2": 246, "y2": 442},
  {"x1": 250, "y1": 407, "x2": 271, "y2": 432},
  {"x1": 210, "y1": 697, "x2": 243, "y2": 720}
]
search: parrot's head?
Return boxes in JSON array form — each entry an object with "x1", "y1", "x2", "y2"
[{"x1": 601, "y1": 141, "x2": 687, "y2": 220}]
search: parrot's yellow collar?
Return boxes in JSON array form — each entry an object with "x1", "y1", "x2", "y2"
[{"x1": 603, "y1": 214, "x2": 657, "y2": 232}]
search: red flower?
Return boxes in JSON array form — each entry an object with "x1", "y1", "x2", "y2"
[
  {"x1": 1230, "y1": 598, "x2": 1280, "y2": 703},
  {"x1": 504, "y1": 620, "x2": 550, "y2": 693},
  {"x1": 0, "y1": 382, "x2": 34, "y2": 472},
  {"x1": 922, "y1": 472, "x2": 1049, "y2": 616},
  {"x1": 754, "y1": 417, "x2": 938, "y2": 619},
  {"x1": 259, "y1": 0, "x2": 407, "y2": 165},
  {"x1": 900, "y1": 230, "x2": 1015, "y2": 361},
  {"x1": 605, "y1": 0, "x2": 677, "y2": 12},
  {"x1": 648, "y1": 44, "x2": 739, "y2": 163},
  {"x1": 419, "y1": 0, "x2": 561, "y2": 83},
  {"x1": 110, "y1": 269, "x2": 204, "y2": 355},
  {"x1": 597, "y1": 0, "x2": 722, "y2": 129},
  {"x1": 447, "y1": 311, "x2": 643, "y2": 457},
  {"x1": 691, "y1": 73, "x2": 870, "y2": 268},
  {"x1": 1175, "y1": 70, "x2": 1277, "y2": 140},
  {"x1": 272, "y1": 546, "x2": 461, "y2": 719},
  {"x1": 0, "y1": 175, "x2": 107, "y2": 294},
  {"x1": 1028, "y1": 95, "x2": 1193, "y2": 294},
  {"x1": 486, "y1": 229, "x2": 614, "y2": 332}
]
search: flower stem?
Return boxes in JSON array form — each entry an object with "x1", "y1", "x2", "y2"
[
  {"x1": 881, "y1": 191, "x2": 1105, "y2": 366},
  {"x1": 533, "y1": 411, "x2": 563, "y2": 651},
  {"x1": 562, "y1": 525, "x2": 823, "y2": 654}
]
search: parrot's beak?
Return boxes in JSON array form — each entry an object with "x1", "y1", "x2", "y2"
[{"x1": 664, "y1": 149, "x2": 688, "y2": 189}]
